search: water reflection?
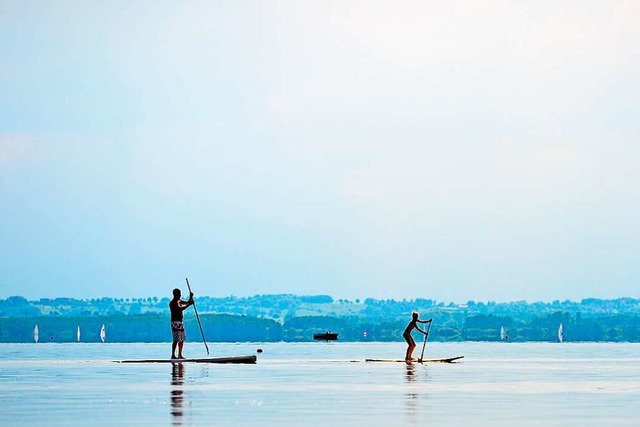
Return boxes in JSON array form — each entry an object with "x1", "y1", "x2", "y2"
[
  {"x1": 405, "y1": 363, "x2": 430, "y2": 425},
  {"x1": 171, "y1": 363, "x2": 185, "y2": 424},
  {"x1": 405, "y1": 363, "x2": 417, "y2": 382},
  {"x1": 405, "y1": 364, "x2": 418, "y2": 419}
]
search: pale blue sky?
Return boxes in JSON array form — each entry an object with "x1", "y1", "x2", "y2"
[{"x1": 1, "y1": 1, "x2": 638, "y2": 302}]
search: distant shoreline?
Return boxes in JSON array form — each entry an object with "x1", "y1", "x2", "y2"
[{"x1": 2, "y1": 295, "x2": 639, "y2": 343}]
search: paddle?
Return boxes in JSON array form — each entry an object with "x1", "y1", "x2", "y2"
[
  {"x1": 419, "y1": 319, "x2": 432, "y2": 363},
  {"x1": 185, "y1": 278, "x2": 209, "y2": 355}
]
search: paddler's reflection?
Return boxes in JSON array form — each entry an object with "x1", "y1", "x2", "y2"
[
  {"x1": 171, "y1": 363, "x2": 185, "y2": 422},
  {"x1": 405, "y1": 363, "x2": 419, "y2": 424},
  {"x1": 405, "y1": 363, "x2": 416, "y2": 382}
]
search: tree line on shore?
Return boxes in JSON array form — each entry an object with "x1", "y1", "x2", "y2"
[{"x1": 1, "y1": 295, "x2": 638, "y2": 342}]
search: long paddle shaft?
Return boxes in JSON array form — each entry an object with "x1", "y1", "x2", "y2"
[
  {"x1": 419, "y1": 320, "x2": 432, "y2": 363},
  {"x1": 185, "y1": 278, "x2": 209, "y2": 355}
]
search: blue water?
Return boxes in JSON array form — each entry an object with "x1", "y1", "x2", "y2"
[{"x1": 0, "y1": 342, "x2": 638, "y2": 426}]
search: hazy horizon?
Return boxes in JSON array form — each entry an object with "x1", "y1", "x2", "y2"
[
  {"x1": 2, "y1": 1, "x2": 639, "y2": 303},
  {"x1": 3, "y1": 290, "x2": 636, "y2": 306}
]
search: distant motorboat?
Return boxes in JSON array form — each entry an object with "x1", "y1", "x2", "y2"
[
  {"x1": 558, "y1": 323, "x2": 563, "y2": 343},
  {"x1": 314, "y1": 331, "x2": 338, "y2": 341},
  {"x1": 34, "y1": 325, "x2": 39, "y2": 343},
  {"x1": 100, "y1": 324, "x2": 106, "y2": 343}
]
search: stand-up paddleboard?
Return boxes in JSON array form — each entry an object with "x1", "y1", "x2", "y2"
[
  {"x1": 115, "y1": 355, "x2": 257, "y2": 364},
  {"x1": 365, "y1": 356, "x2": 464, "y2": 363}
]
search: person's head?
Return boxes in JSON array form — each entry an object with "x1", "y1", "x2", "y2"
[
  {"x1": 173, "y1": 288, "x2": 181, "y2": 298},
  {"x1": 412, "y1": 311, "x2": 419, "y2": 319}
]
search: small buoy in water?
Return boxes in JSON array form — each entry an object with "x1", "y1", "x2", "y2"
[{"x1": 257, "y1": 348, "x2": 263, "y2": 353}]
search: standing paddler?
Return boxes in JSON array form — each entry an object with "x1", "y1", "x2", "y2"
[
  {"x1": 403, "y1": 311, "x2": 432, "y2": 363},
  {"x1": 170, "y1": 288, "x2": 194, "y2": 359}
]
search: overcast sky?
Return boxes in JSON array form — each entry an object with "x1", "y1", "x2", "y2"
[{"x1": 1, "y1": 1, "x2": 638, "y2": 302}]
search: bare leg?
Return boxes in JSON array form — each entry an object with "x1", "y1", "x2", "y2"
[
  {"x1": 178, "y1": 342, "x2": 185, "y2": 359},
  {"x1": 404, "y1": 334, "x2": 415, "y2": 362},
  {"x1": 172, "y1": 341, "x2": 178, "y2": 359},
  {"x1": 406, "y1": 343, "x2": 416, "y2": 363}
]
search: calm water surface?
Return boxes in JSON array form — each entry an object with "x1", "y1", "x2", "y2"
[{"x1": 1, "y1": 342, "x2": 638, "y2": 426}]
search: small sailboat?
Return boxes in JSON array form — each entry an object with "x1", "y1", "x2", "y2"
[
  {"x1": 100, "y1": 324, "x2": 106, "y2": 343},
  {"x1": 34, "y1": 325, "x2": 39, "y2": 343},
  {"x1": 500, "y1": 326, "x2": 506, "y2": 341},
  {"x1": 558, "y1": 323, "x2": 563, "y2": 343},
  {"x1": 77, "y1": 326, "x2": 81, "y2": 342}
]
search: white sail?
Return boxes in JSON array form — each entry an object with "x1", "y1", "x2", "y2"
[
  {"x1": 100, "y1": 324, "x2": 106, "y2": 343},
  {"x1": 500, "y1": 326, "x2": 506, "y2": 341},
  {"x1": 77, "y1": 326, "x2": 81, "y2": 342},
  {"x1": 558, "y1": 323, "x2": 564, "y2": 343},
  {"x1": 34, "y1": 325, "x2": 39, "y2": 343}
]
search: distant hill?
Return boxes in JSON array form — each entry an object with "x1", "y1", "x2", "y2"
[{"x1": 1, "y1": 295, "x2": 639, "y2": 342}]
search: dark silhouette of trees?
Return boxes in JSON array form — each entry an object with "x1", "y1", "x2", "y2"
[{"x1": 1, "y1": 295, "x2": 638, "y2": 342}]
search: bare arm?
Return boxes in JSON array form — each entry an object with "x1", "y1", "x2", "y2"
[{"x1": 179, "y1": 294, "x2": 195, "y2": 310}]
